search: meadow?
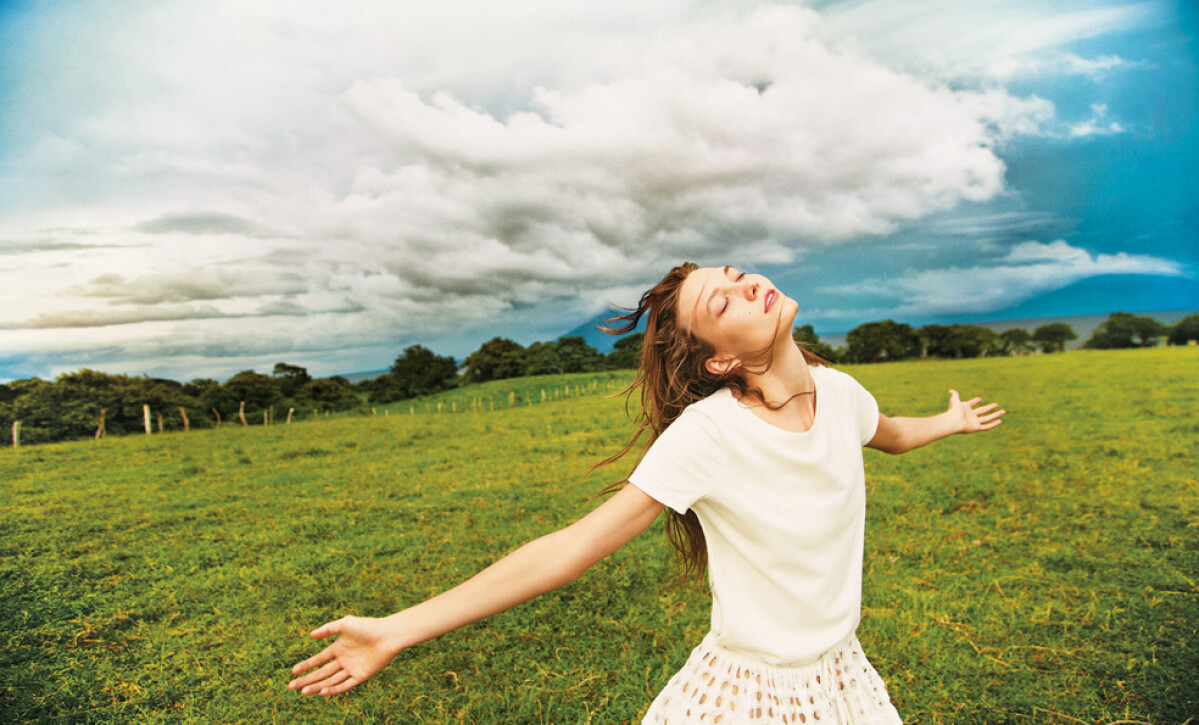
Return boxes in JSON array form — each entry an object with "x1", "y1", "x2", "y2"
[{"x1": 1, "y1": 348, "x2": 1195, "y2": 724}]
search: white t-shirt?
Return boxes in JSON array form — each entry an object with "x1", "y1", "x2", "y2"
[{"x1": 629, "y1": 365, "x2": 880, "y2": 665}]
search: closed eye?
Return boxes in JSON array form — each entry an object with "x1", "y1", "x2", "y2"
[{"x1": 720, "y1": 272, "x2": 747, "y2": 314}]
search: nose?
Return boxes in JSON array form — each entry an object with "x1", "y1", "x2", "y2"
[{"x1": 746, "y1": 281, "x2": 759, "y2": 300}]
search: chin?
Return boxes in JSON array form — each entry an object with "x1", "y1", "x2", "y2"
[{"x1": 780, "y1": 295, "x2": 799, "y2": 327}]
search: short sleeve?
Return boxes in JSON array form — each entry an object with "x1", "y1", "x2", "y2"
[
  {"x1": 845, "y1": 373, "x2": 880, "y2": 445},
  {"x1": 816, "y1": 365, "x2": 880, "y2": 445},
  {"x1": 628, "y1": 408, "x2": 724, "y2": 515}
]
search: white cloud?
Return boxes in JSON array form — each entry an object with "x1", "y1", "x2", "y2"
[
  {"x1": 825, "y1": 240, "x2": 1184, "y2": 317},
  {"x1": 1069, "y1": 103, "x2": 1126, "y2": 137},
  {"x1": 820, "y1": 0, "x2": 1156, "y2": 80}
]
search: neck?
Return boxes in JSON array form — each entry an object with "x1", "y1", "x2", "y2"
[{"x1": 739, "y1": 340, "x2": 815, "y2": 405}]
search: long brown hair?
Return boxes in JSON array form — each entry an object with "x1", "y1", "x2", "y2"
[{"x1": 598, "y1": 262, "x2": 826, "y2": 584}]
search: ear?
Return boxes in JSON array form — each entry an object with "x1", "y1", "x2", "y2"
[{"x1": 705, "y1": 355, "x2": 740, "y2": 376}]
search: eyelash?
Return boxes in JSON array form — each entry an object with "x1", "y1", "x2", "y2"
[{"x1": 721, "y1": 273, "x2": 746, "y2": 314}]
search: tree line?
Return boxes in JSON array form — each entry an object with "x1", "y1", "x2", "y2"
[
  {"x1": 827, "y1": 311, "x2": 1195, "y2": 364},
  {"x1": 1, "y1": 364, "x2": 359, "y2": 446},
  {"x1": 4, "y1": 312, "x2": 1194, "y2": 446},
  {"x1": 361, "y1": 335, "x2": 642, "y2": 404}
]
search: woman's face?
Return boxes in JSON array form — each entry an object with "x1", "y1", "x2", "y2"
[{"x1": 677, "y1": 265, "x2": 798, "y2": 372}]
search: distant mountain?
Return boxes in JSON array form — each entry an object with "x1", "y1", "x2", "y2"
[{"x1": 560, "y1": 309, "x2": 646, "y2": 353}]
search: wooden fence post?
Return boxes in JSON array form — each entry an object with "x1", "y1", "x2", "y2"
[
  {"x1": 212, "y1": 407, "x2": 222, "y2": 427},
  {"x1": 238, "y1": 401, "x2": 247, "y2": 427},
  {"x1": 143, "y1": 405, "x2": 152, "y2": 434},
  {"x1": 262, "y1": 410, "x2": 268, "y2": 426},
  {"x1": 179, "y1": 407, "x2": 189, "y2": 432},
  {"x1": 269, "y1": 405, "x2": 274, "y2": 426},
  {"x1": 95, "y1": 409, "x2": 106, "y2": 440},
  {"x1": 286, "y1": 408, "x2": 294, "y2": 424},
  {"x1": 11, "y1": 421, "x2": 19, "y2": 448},
  {"x1": 156, "y1": 412, "x2": 164, "y2": 433}
]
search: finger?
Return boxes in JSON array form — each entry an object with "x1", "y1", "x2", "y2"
[
  {"x1": 948, "y1": 389, "x2": 960, "y2": 402},
  {"x1": 300, "y1": 665, "x2": 347, "y2": 695},
  {"x1": 321, "y1": 676, "x2": 362, "y2": 696},
  {"x1": 291, "y1": 644, "x2": 335, "y2": 676},
  {"x1": 310, "y1": 618, "x2": 346, "y2": 640},
  {"x1": 314, "y1": 670, "x2": 352, "y2": 695},
  {"x1": 978, "y1": 419, "x2": 1003, "y2": 430},
  {"x1": 964, "y1": 396, "x2": 982, "y2": 407},
  {"x1": 979, "y1": 409, "x2": 1006, "y2": 423},
  {"x1": 972, "y1": 402, "x2": 999, "y2": 414},
  {"x1": 290, "y1": 659, "x2": 341, "y2": 691}
]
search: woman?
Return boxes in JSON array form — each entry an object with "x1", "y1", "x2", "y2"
[{"x1": 288, "y1": 263, "x2": 1005, "y2": 722}]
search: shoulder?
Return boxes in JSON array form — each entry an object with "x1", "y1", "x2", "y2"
[
  {"x1": 812, "y1": 364, "x2": 869, "y2": 393},
  {"x1": 654, "y1": 388, "x2": 734, "y2": 443},
  {"x1": 686, "y1": 387, "x2": 735, "y2": 417}
]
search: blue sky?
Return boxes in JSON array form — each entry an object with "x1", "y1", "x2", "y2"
[{"x1": 0, "y1": 0, "x2": 1194, "y2": 382}]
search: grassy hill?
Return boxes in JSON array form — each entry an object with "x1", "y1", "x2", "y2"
[{"x1": 1, "y1": 349, "x2": 1195, "y2": 723}]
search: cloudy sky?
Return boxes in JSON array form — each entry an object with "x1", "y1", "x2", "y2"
[{"x1": 1, "y1": 0, "x2": 1195, "y2": 382}]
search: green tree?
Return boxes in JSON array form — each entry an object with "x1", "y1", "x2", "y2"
[
  {"x1": 187, "y1": 378, "x2": 237, "y2": 423},
  {"x1": 272, "y1": 362, "x2": 312, "y2": 397},
  {"x1": 524, "y1": 341, "x2": 561, "y2": 375},
  {"x1": 6, "y1": 370, "x2": 202, "y2": 443},
  {"x1": 369, "y1": 345, "x2": 458, "y2": 403},
  {"x1": 297, "y1": 378, "x2": 358, "y2": 412},
  {"x1": 955, "y1": 325, "x2": 998, "y2": 358},
  {"x1": 464, "y1": 337, "x2": 527, "y2": 382},
  {"x1": 919, "y1": 324, "x2": 998, "y2": 358},
  {"x1": 555, "y1": 336, "x2": 605, "y2": 373},
  {"x1": 1033, "y1": 323, "x2": 1077, "y2": 353},
  {"x1": 998, "y1": 328, "x2": 1035, "y2": 356},
  {"x1": 223, "y1": 370, "x2": 283, "y2": 418},
  {"x1": 0, "y1": 383, "x2": 15, "y2": 437},
  {"x1": 1167, "y1": 312, "x2": 1199, "y2": 345},
  {"x1": 606, "y1": 332, "x2": 645, "y2": 369},
  {"x1": 792, "y1": 325, "x2": 838, "y2": 362},
  {"x1": 845, "y1": 320, "x2": 921, "y2": 363},
  {"x1": 1084, "y1": 312, "x2": 1168, "y2": 349}
]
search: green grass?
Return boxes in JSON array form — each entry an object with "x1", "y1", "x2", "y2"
[{"x1": 1, "y1": 350, "x2": 1195, "y2": 724}]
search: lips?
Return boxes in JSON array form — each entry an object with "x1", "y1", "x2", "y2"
[{"x1": 764, "y1": 289, "x2": 777, "y2": 313}]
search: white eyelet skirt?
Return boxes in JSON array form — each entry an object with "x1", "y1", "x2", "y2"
[{"x1": 642, "y1": 631, "x2": 903, "y2": 724}]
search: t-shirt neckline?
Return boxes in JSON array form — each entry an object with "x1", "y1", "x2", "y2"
[{"x1": 723, "y1": 366, "x2": 822, "y2": 436}]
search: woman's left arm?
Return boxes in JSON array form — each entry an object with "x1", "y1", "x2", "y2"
[{"x1": 866, "y1": 389, "x2": 1005, "y2": 455}]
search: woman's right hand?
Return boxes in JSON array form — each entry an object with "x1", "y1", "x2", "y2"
[{"x1": 288, "y1": 615, "x2": 401, "y2": 696}]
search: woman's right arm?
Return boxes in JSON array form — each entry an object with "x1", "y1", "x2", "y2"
[{"x1": 288, "y1": 484, "x2": 665, "y2": 696}]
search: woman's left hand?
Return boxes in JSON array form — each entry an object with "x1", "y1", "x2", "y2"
[
  {"x1": 947, "y1": 389, "x2": 1005, "y2": 433},
  {"x1": 288, "y1": 615, "x2": 400, "y2": 696}
]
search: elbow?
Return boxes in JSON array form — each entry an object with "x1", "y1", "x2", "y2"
[{"x1": 541, "y1": 529, "x2": 595, "y2": 588}]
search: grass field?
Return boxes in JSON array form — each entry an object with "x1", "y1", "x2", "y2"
[{"x1": 1, "y1": 348, "x2": 1196, "y2": 724}]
